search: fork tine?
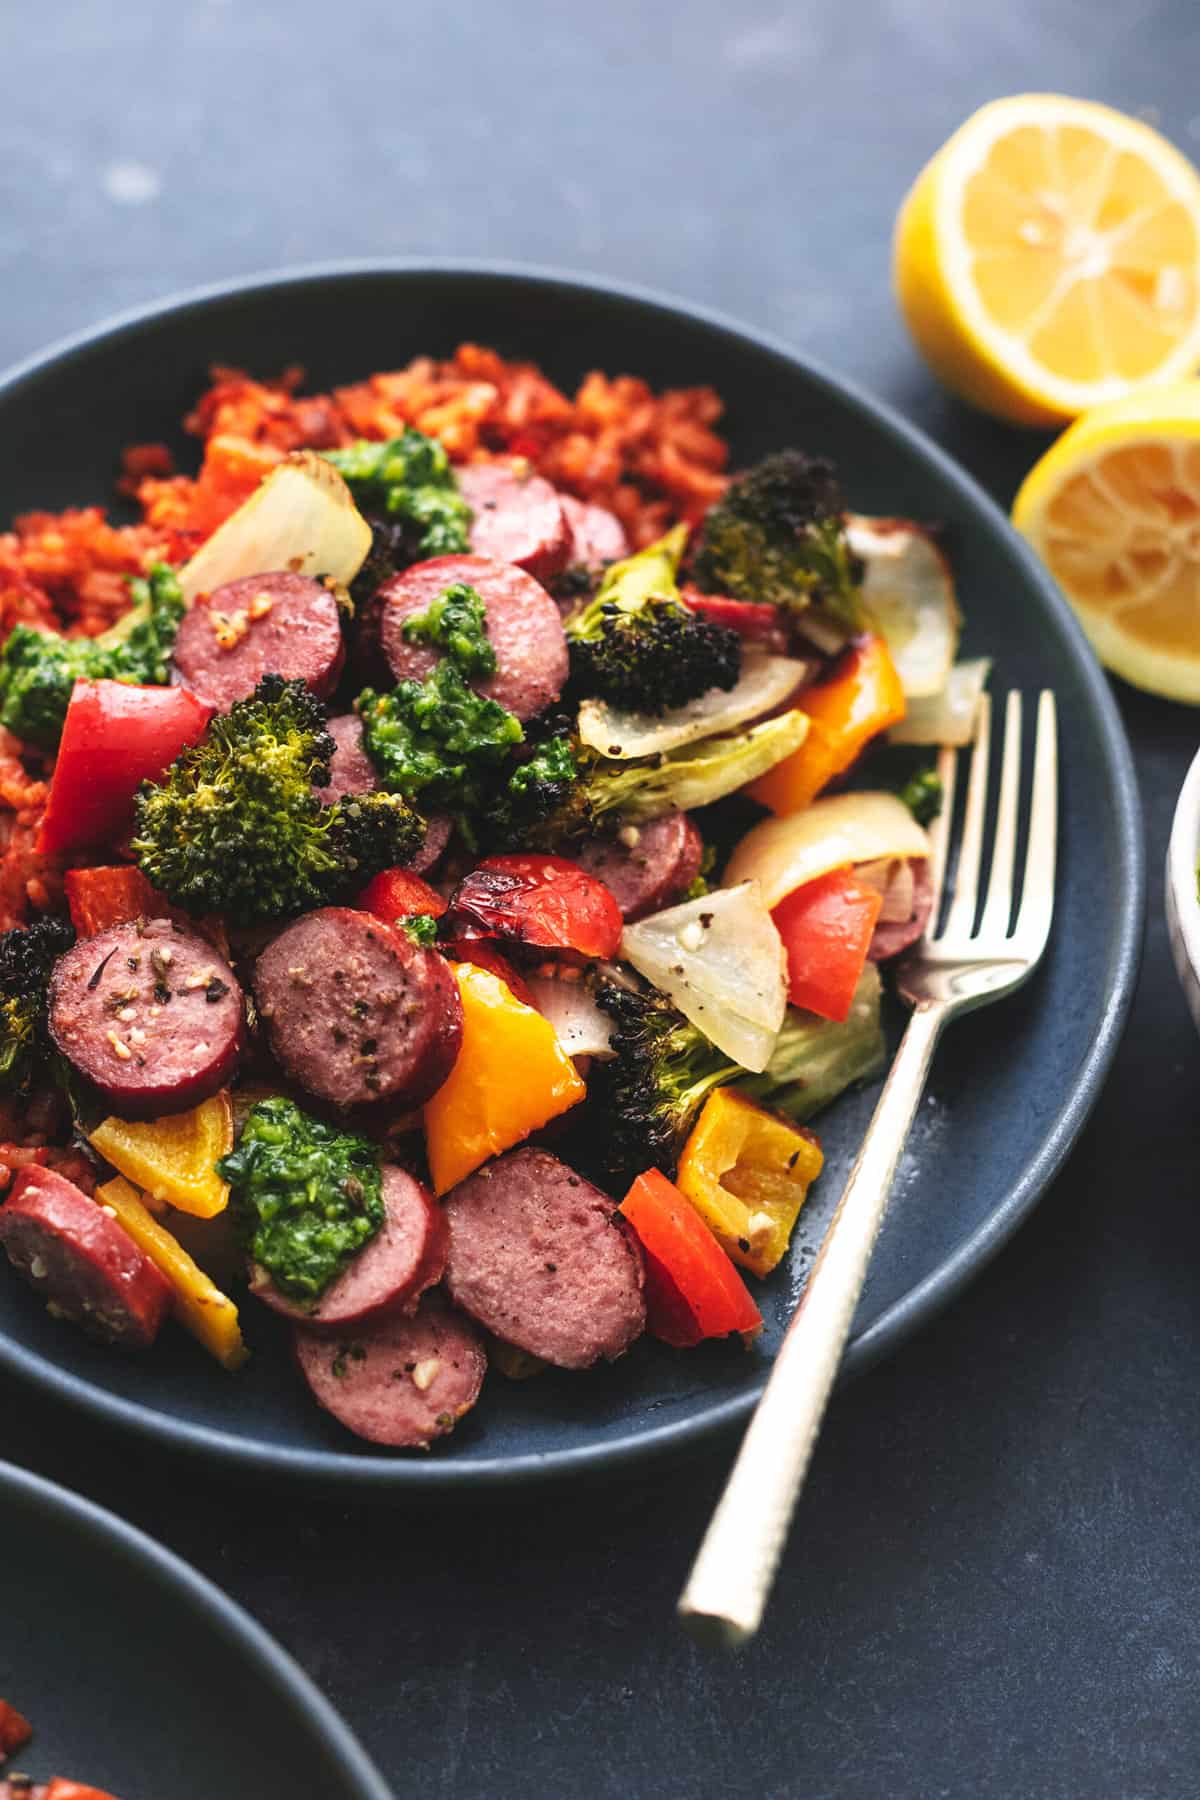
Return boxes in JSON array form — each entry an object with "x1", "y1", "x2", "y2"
[
  {"x1": 923, "y1": 741, "x2": 958, "y2": 934},
  {"x1": 978, "y1": 692, "x2": 1022, "y2": 939},
  {"x1": 1012, "y1": 690, "x2": 1058, "y2": 959},
  {"x1": 940, "y1": 691, "x2": 991, "y2": 941}
]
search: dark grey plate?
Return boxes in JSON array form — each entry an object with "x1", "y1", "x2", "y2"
[
  {"x1": 0, "y1": 262, "x2": 1144, "y2": 1489},
  {"x1": 0, "y1": 1457, "x2": 391, "y2": 1798}
]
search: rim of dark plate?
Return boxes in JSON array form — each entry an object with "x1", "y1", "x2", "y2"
[
  {"x1": 0, "y1": 258, "x2": 1146, "y2": 1490},
  {"x1": 0, "y1": 1455, "x2": 393, "y2": 1796}
]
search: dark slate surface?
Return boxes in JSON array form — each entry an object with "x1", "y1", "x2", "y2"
[{"x1": 1, "y1": 1, "x2": 1197, "y2": 1794}]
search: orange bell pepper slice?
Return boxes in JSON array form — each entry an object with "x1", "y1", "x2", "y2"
[
  {"x1": 675, "y1": 1089, "x2": 824, "y2": 1277},
  {"x1": 620, "y1": 1167, "x2": 762, "y2": 1346},
  {"x1": 89, "y1": 1091, "x2": 234, "y2": 1219},
  {"x1": 423, "y1": 963, "x2": 586, "y2": 1194},
  {"x1": 94, "y1": 1176, "x2": 248, "y2": 1370},
  {"x1": 747, "y1": 633, "x2": 906, "y2": 815}
]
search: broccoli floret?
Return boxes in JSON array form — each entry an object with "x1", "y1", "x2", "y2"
[
  {"x1": 324, "y1": 431, "x2": 471, "y2": 567},
  {"x1": 357, "y1": 662, "x2": 523, "y2": 813},
  {"x1": 132, "y1": 674, "x2": 424, "y2": 925},
  {"x1": 566, "y1": 524, "x2": 740, "y2": 715},
  {"x1": 590, "y1": 979, "x2": 740, "y2": 1180},
  {"x1": 219, "y1": 1097, "x2": 384, "y2": 1299},
  {"x1": 692, "y1": 450, "x2": 864, "y2": 633},
  {"x1": 488, "y1": 733, "x2": 582, "y2": 846},
  {"x1": 0, "y1": 563, "x2": 185, "y2": 749},
  {"x1": 400, "y1": 913, "x2": 439, "y2": 947},
  {"x1": 897, "y1": 766, "x2": 944, "y2": 826},
  {"x1": 402, "y1": 581, "x2": 497, "y2": 678},
  {"x1": 0, "y1": 915, "x2": 75, "y2": 1094}
]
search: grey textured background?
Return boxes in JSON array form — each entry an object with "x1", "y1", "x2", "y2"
[{"x1": 3, "y1": 1, "x2": 1199, "y2": 1796}]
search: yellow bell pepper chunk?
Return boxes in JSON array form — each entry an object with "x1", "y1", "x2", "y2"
[
  {"x1": 424, "y1": 963, "x2": 586, "y2": 1195},
  {"x1": 675, "y1": 1089, "x2": 824, "y2": 1277},
  {"x1": 90, "y1": 1092, "x2": 234, "y2": 1219},
  {"x1": 94, "y1": 1176, "x2": 249, "y2": 1370},
  {"x1": 748, "y1": 634, "x2": 907, "y2": 816}
]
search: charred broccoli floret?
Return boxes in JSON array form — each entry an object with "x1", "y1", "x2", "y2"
[
  {"x1": 132, "y1": 675, "x2": 424, "y2": 925},
  {"x1": 565, "y1": 525, "x2": 740, "y2": 715},
  {"x1": 691, "y1": 450, "x2": 864, "y2": 633},
  {"x1": 590, "y1": 979, "x2": 740, "y2": 1180},
  {"x1": 0, "y1": 915, "x2": 75, "y2": 1094},
  {"x1": 0, "y1": 563, "x2": 186, "y2": 749}
]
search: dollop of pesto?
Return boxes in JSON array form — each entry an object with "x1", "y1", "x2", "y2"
[
  {"x1": 324, "y1": 430, "x2": 471, "y2": 560},
  {"x1": 219, "y1": 1097, "x2": 384, "y2": 1298},
  {"x1": 402, "y1": 581, "x2": 497, "y2": 677}
]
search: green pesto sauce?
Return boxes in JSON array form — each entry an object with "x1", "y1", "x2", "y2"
[{"x1": 219, "y1": 1097, "x2": 384, "y2": 1299}]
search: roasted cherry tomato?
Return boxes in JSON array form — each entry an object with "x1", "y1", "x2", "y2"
[
  {"x1": 620, "y1": 1167, "x2": 762, "y2": 1347},
  {"x1": 357, "y1": 866, "x2": 447, "y2": 924},
  {"x1": 771, "y1": 866, "x2": 883, "y2": 1022},
  {"x1": 38, "y1": 680, "x2": 212, "y2": 856},
  {"x1": 679, "y1": 584, "x2": 788, "y2": 644},
  {"x1": 442, "y1": 854, "x2": 623, "y2": 961}
]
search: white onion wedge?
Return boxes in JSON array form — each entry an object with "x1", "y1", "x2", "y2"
[
  {"x1": 524, "y1": 974, "x2": 615, "y2": 1059},
  {"x1": 621, "y1": 882, "x2": 787, "y2": 1073},
  {"x1": 724, "y1": 791, "x2": 931, "y2": 911},
  {"x1": 889, "y1": 658, "x2": 991, "y2": 747},
  {"x1": 578, "y1": 653, "x2": 810, "y2": 759},
  {"x1": 179, "y1": 451, "x2": 372, "y2": 604},
  {"x1": 847, "y1": 514, "x2": 960, "y2": 699}
]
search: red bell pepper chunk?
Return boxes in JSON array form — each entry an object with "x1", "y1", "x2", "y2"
[
  {"x1": 357, "y1": 866, "x2": 447, "y2": 924},
  {"x1": 771, "y1": 867, "x2": 883, "y2": 1022},
  {"x1": 42, "y1": 1784, "x2": 124, "y2": 1800},
  {"x1": 0, "y1": 1696, "x2": 32, "y2": 1757},
  {"x1": 442, "y1": 853, "x2": 622, "y2": 961},
  {"x1": 63, "y1": 865, "x2": 166, "y2": 936},
  {"x1": 37, "y1": 681, "x2": 212, "y2": 856},
  {"x1": 620, "y1": 1168, "x2": 762, "y2": 1348},
  {"x1": 679, "y1": 584, "x2": 787, "y2": 644}
]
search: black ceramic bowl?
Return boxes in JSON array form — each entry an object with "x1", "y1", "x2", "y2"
[
  {"x1": 0, "y1": 262, "x2": 1143, "y2": 1489},
  {"x1": 0, "y1": 1457, "x2": 391, "y2": 1798}
]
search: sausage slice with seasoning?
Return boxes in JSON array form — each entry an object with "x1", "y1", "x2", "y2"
[
  {"x1": 443, "y1": 1146, "x2": 646, "y2": 1369},
  {"x1": 253, "y1": 907, "x2": 462, "y2": 1112},
  {"x1": 457, "y1": 461, "x2": 571, "y2": 582},
  {"x1": 172, "y1": 571, "x2": 345, "y2": 712},
  {"x1": 574, "y1": 814, "x2": 704, "y2": 921},
  {"x1": 0, "y1": 1165, "x2": 172, "y2": 1349},
  {"x1": 252, "y1": 1165, "x2": 447, "y2": 1330},
  {"x1": 295, "y1": 1290, "x2": 486, "y2": 1448},
  {"x1": 48, "y1": 919, "x2": 244, "y2": 1120},
  {"x1": 377, "y1": 553, "x2": 569, "y2": 722},
  {"x1": 559, "y1": 493, "x2": 629, "y2": 572}
]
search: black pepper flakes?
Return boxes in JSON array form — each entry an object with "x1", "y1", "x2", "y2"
[{"x1": 205, "y1": 976, "x2": 230, "y2": 1004}]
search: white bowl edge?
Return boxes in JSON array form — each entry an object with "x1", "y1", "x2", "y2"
[{"x1": 1167, "y1": 743, "x2": 1200, "y2": 1038}]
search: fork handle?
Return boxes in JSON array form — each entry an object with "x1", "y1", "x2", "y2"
[{"x1": 678, "y1": 1001, "x2": 945, "y2": 1649}]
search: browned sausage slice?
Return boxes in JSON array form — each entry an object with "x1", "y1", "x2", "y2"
[
  {"x1": 867, "y1": 859, "x2": 934, "y2": 962},
  {"x1": 559, "y1": 493, "x2": 629, "y2": 571},
  {"x1": 457, "y1": 462, "x2": 571, "y2": 582},
  {"x1": 573, "y1": 814, "x2": 704, "y2": 921},
  {"x1": 295, "y1": 1291, "x2": 486, "y2": 1447},
  {"x1": 407, "y1": 812, "x2": 452, "y2": 877},
  {"x1": 377, "y1": 554, "x2": 568, "y2": 722},
  {"x1": 48, "y1": 920, "x2": 244, "y2": 1120},
  {"x1": 253, "y1": 907, "x2": 462, "y2": 1111},
  {"x1": 443, "y1": 1147, "x2": 645, "y2": 1369},
  {"x1": 172, "y1": 571, "x2": 345, "y2": 712},
  {"x1": 252, "y1": 1165, "x2": 446, "y2": 1329},
  {"x1": 315, "y1": 713, "x2": 378, "y2": 804},
  {"x1": 0, "y1": 1165, "x2": 172, "y2": 1348}
]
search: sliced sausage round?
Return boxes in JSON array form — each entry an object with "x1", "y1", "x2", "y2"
[
  {"x1": 868, "y1": 858, "x2": 934, "y2": 962},
  {"x1": 0, "y1": 1165, "x2": 172, "y2": 1349},
  {"x1": 295, "y1": 1291, "x2": 486, "y2": 1448},
  {"x1": 457, "y1": 462, "x2": 571, "y2": 582},
  {"x1": 48, "y1": 920, "x2": 244, "y2": 1120},
  {"x1": 559, "y1": 493, "x2": 629, "y2": 571},
  {"x1": 316, "y1": 713, "x2": 378, "y2": 804},
  {"x1": 254, "y1": 907, "x2": 462, "y2": 1112},
  {"x1": 377, "y1": 554, "x2": 568, "y2": 722},
  {"x1": 173, "y1": 571, "x2": 345, "y2": 712},
  {"x1": 574, "y1": 814, "x2": 704, "y2": 922},
  {"x1": 408, "y1": 811, "x2": 452, "y2": 878},
  {"x1": 443, "y1": 1147, "x2": 645, "y2": 1369},
  {"x1": 252, "y1": 1165, "x2": 446, "y2": 1329}
]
